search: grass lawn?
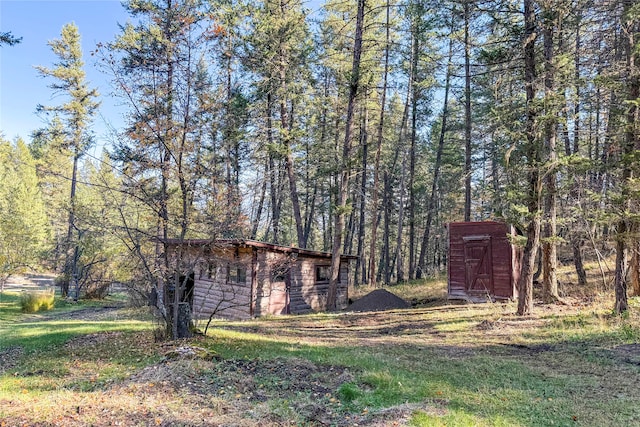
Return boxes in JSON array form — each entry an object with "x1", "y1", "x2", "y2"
[{"x1": 1, "y1": 278, "x2": 640, "y2": 426}]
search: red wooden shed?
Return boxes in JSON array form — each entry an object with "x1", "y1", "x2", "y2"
[{"x1": 448, "y1": 221, "x2": 521, "y2": 302}]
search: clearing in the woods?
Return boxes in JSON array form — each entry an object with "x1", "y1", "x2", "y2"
[{"x1": 1, "y1": 273, "x2": 639, "y2": 426}]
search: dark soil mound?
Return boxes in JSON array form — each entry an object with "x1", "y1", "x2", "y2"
[{"x1": 346, "y1": 288, "x2": 410, "y2": 312}]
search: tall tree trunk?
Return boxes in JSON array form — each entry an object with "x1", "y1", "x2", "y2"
[
  {"x1": 60, "y1": 148, "x2": 79, "y2": 298},
  {"x1": 542, "y1": 8, "x2": 559, "y2": 303},
  {"x1": 572, "y1": 16, "x2": 581, "y2": 156},
  {"x1": 395, "y1": 150, "x2": 407, "y2": 283},
  {"x1": 345, "y1": 153, "x2": 361, "y2": 254},
  {"x1": 464, "y1": 0, "x2": 472, "y2": 222},
  {"x1": 328, "y1": 0, "x2": 365, "y2": 309},
  {"x1": 569, "y1": 14, "x2": 588, "y2": 287},
  {"x1": 517, "y1": 0, "x2": 540, "y2": 316},
  {"x1": 279, "y1": 89, "x2": 304, "y2": 248},
  {"x1": 355, "y1": 106, "x2": 369, "y2": 285},
  {"x1": 303, "y1": 182, "x2": 317, "y2": 247},
  {"x1": 491, "y1": 131, "x2": 501, "y2": 216},
  {"x1": 614, "y1": 223, "x2": 629, "y2": 313},
  {"x1": 381, "y1": 171, "x2": 392, "y2": 284},
  {"x1": 267, "y1": 94, "x2": 281, "y2": 244},
  {"x1": 408, "y1": 30, "x2": 419, "y2": 279},
  {"x1": 573, "y1": 238, "x2": 588, "y2": 287},
  {"x1": 63, "y1": 149, "x2": 79, "y2": 300},
  {"x1": 224, "y1": 29, "x2": 239, "y2": 221},
  {"x1": 368, "y1": 0, "x2": 390, "y2": 287},
  {"x1": 592, "y1": 85, "x2": 602, "y2": 184},
  {"x1": 305, "y1": 72, "x2": 330, "y2": 247},
  {"x1": 614, "y1": 2, "x2": 638, "y2": 314},
  {"x1": 163, "y1": 0, "x2": 182, "y2": 339},
  {"x1": 381, "y1": 82, "x2": 412, "y2": 282},
  {"x1": 417, "y1": 33, "x2": 454, "y2": 279},
  {"x1": 631, "y1": 234, "x2": 640, "y2": 296},
  {"x1": 251, "y1": 157, "x2": 268, "y2": 239}
]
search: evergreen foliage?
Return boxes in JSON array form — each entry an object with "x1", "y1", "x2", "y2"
[
  {"x1": 0, "y1": 138, "x2": 50, "y2": 283},
  {"x1": 0, "y1": 31, "x2": 21, "y2": 46},
  {"x1": 34, "y1": 22, "x2": 101, "y2": 299}
]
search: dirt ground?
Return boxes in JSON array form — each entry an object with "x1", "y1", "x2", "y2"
[
  {"x1": 1, "y1": 291, "x2": 429, "y2": 426},
  {"x1": 1, "y1": 335, "x2": 423, "y2": 426},
  {"x1": 2, "y1": 282, "x2": 639, "y2": 426},
  {"x1": 1, "y1": 273, "x2": 56, "y2": 292}
]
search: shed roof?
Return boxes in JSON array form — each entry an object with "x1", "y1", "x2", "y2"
[{"x1": 163, "y1": 238, "x2": 358, "y2": 260}]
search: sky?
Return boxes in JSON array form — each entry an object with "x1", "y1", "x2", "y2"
[{"x1": 0, "y1": 0, "x2": 130, "y2": 146}]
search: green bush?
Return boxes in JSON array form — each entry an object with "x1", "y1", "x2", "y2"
[{"x1": 20, "y1": 289, "x2": 55, "y2": 313}]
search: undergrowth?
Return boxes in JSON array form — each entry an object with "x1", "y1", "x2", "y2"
[{"x1": 19, "y1": 289, "x2": 55, "y2": 313}]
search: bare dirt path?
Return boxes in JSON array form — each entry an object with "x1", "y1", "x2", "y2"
[{"x1": 2, "y1": 273, "x2": 56, "y2": 292}]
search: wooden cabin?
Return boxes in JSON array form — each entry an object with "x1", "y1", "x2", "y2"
[
  {"x1": 448, "y1": 221, "x2": 521, "y2": 302},
  {"x1": 165, "y1": 239, "x2": 355, "y2": 320}
]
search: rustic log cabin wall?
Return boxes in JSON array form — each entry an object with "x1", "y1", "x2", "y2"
[
  {"x1": 167, "y1": 240, "x2": 353, "y2": 320},
  {"x1": 189, "y1": 246, "x2": 253, "y2": 320}
]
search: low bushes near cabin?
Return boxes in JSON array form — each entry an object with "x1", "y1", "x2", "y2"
[{"x1": 19, "y1": 289, "x2": 55, "y2": 313}]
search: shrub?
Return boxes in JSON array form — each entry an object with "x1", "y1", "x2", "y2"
[
  {"x1": 20, "y1": 289, "x2": 55, "y2": 313},
  {"x1": 83, "y1": 280, "x2": 110, "y2": 300}
]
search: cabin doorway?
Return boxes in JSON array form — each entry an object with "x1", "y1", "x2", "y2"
[
  {"x1": 269, "y1": 269, "x2": 290, "y2": 315},
  {"x1": 178, "y1": 273, "x2": 195, "y2": 307}
]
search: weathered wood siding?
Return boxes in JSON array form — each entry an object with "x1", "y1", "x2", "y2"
[
  {"x1": 288, "y1": 257, "x2": 349, "y2": 314},
  {"x1": 189, "y1": 245, "x2": 350, "y2": 320},
  {"x1": 191, "y1": 248, "x2": 253, "y2": 320},
  {"x1": 448, "y1": 221, "x2": 518, "y2": 301}
]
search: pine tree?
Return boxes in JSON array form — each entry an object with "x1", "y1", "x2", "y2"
[
  {"x1": 327, "y1": 0, "x2": 366, "y2": 308},
  {"x1": 0, "y1": 31, "x2": 21, "y2": 46},
  {"x1": 106, "y1": 0, "x2": 216, "y2": 337},
  {"x1": 35, "y1": 23, "x2": 100, "y2": 300},
  {"x1": 613, "y1": 0, "x2": 639, "y2": 314},
  {"x1": 0, "y1": 137, "x2": 49, "y2": 287},
  {"x1": 242, "y1": 0, "x2": 313, "y2": 247}
]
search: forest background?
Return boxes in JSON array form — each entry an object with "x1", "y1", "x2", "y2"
[{"x1": 1, "y1": 0, "x2": 639, "y2": 334}]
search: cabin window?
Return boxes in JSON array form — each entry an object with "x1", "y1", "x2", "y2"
[
  {"x1": 199, "y1": 261, "x2": 217, "y2": 279},
  {"x1": 315, "y1": 265, "x2": 331, "y2": 282},
  {"x1": 228, "y1": 265, "x2": 247, "y2": 284},
  {"x1": 208, "y1": 262, "x2": 217, "y2": 279}
]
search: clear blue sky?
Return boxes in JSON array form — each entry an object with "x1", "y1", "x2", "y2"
[{"x1": 0, "y1": 0, "x2": 129, "y2": 144}]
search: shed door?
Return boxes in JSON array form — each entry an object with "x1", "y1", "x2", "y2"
[
  {"x1": 463, "y1": 236, "x2": 493, "y2": 294},
  {"x1": 268, "y1": 271, "x2": 290, "y2": 315}
]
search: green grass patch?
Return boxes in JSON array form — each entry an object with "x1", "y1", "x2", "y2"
[
  {"x1": 207, "y1": 330, "x2": 639, "y2": 425},
  {"x1": 199, "y1": 288, "x2": 640, "y2": 426},
  {"x1": 0, "y1": 291, "x2": 22, "y2": 321},
  {"x1": 1, "y1": 318, "x2": 151, "y2": 352},
  {"x1": 2, "y1": 279, "x2": 640, "y2": 426},
  {"x1": 0, "y1": 294, "x2": 156, "y2": 400},
  {"x1": 0, "y1": 291, "x2": 152, "y2": 353},
  {"x1": 538, "y1": 308, "x2": 640, "y2": 346}
]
